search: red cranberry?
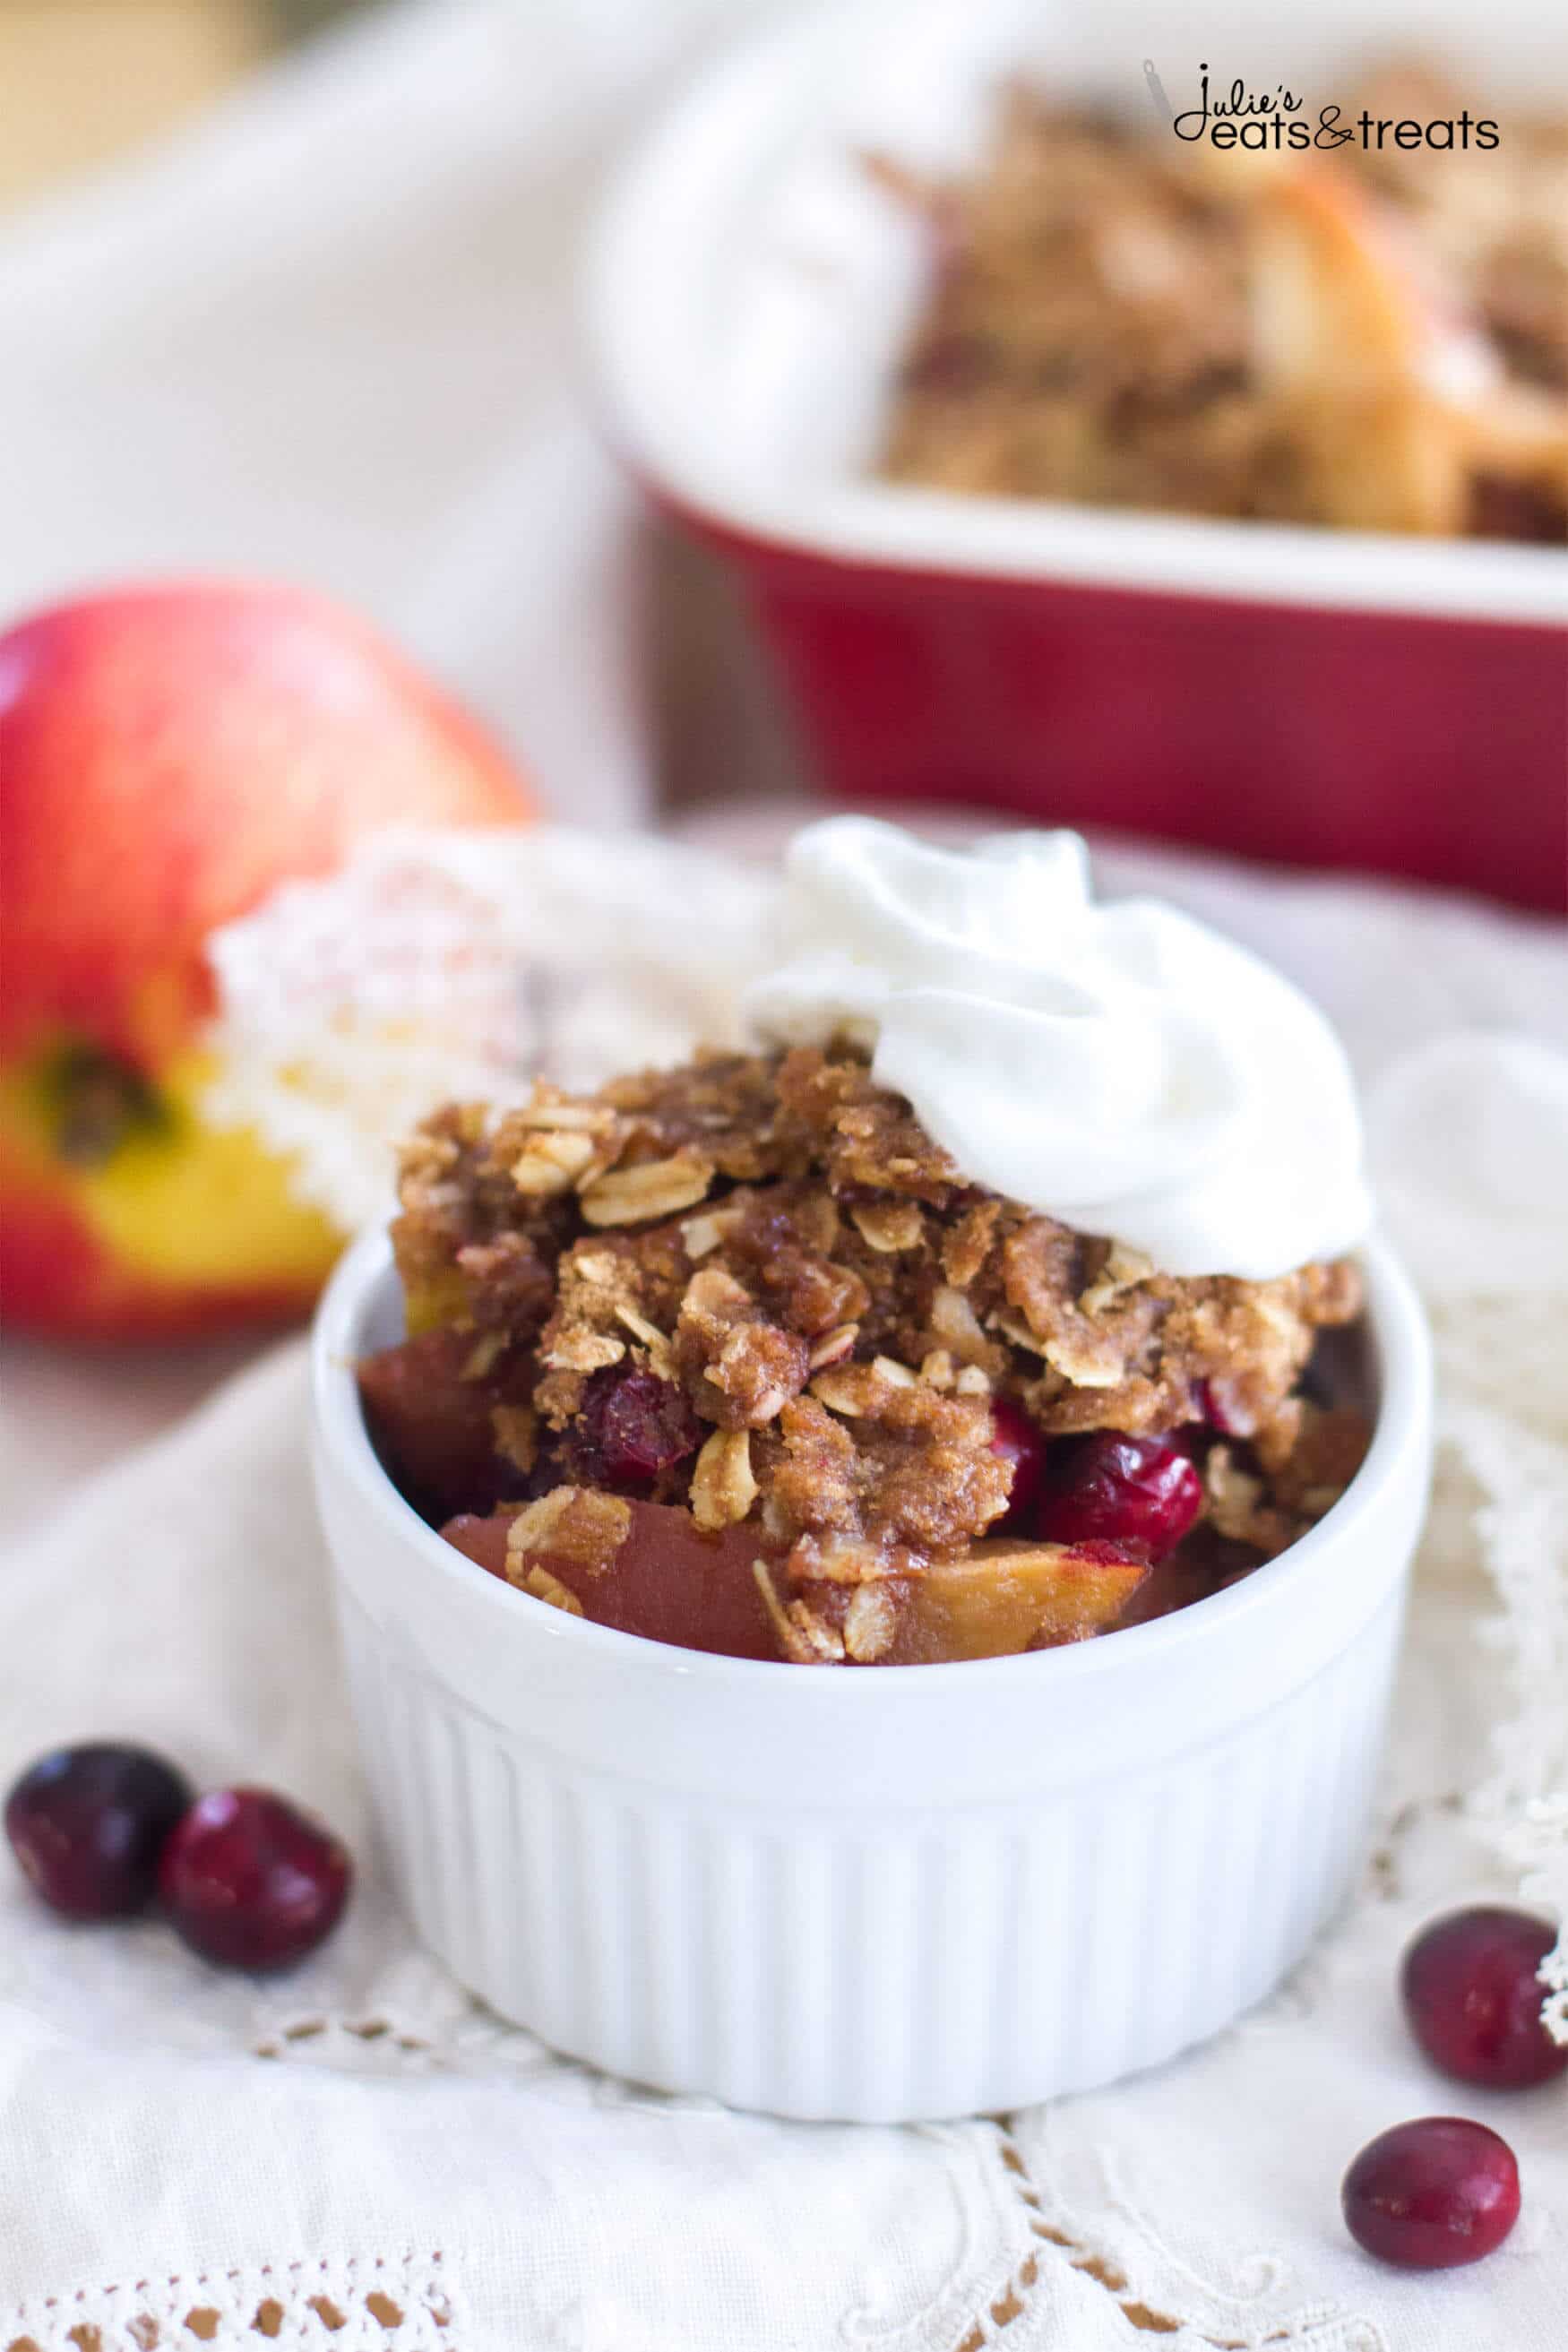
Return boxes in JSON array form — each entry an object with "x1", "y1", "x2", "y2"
[
  {"x1": 572, "y1": 1367, "x2": 703, "y2": 1488},
  {"x1": 1401, "y1": 1906, "x2": 1568, "y2": 2090},
  {"x1": 989, "y1": 1398, "x2": 1047, "y2": 1532},
  {"x1": 4, "y1": 1743, "x2": 191, "y2": 1921},
  {"x1": 1036, "y1": 1431, "x2": 1202, "y2": 1560},
  {"x1": 159, "y1": 1788, "x2": 350, "y2": 1971},
  {"x1": 1342, "y1": 2118, "x2": 1521, "y2": 2270}
]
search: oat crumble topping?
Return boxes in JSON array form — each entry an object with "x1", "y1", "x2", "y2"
[{"x1": 360, "y1": 1044, "x2": 1370, "y2": 1665}]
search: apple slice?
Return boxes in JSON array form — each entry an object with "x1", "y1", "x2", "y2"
[
  {"x1": 1249, "y1": 169, "x2": 1484, "y2": 404},
  {"x1": 886, "y1": 1538, "x2": 1149, "y2": 1664},
  {"x1": 444, "y1": 1497, "x2": 1148, "y2": 1667},
  {"x1": 443, "y1": 1497, "x2": 780, "y2": 1661},
  {"x1": 1245, "y1": 168, "x2": 1567, "y2": 537},
  {"x1": 358, "y1": 1329, "x2": 518, "y2": 1523}
]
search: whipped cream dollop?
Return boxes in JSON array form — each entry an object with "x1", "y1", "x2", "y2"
[{"x1": 745, "y1": 819, "x2": 1372, "y2": 1279}]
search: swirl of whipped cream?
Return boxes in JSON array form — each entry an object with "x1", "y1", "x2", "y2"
[{"x1": 745, "y1": 819, "x2": 1371, "y2": 1279}]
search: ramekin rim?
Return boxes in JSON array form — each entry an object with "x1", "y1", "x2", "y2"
[{"x1": 311, "y1": 1223, "x2": 1431, "y2": 1698}]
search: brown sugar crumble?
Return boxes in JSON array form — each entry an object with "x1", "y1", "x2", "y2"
[{"x1": 358, "y1": 1044, "x2": 1370, "y2": 1667}]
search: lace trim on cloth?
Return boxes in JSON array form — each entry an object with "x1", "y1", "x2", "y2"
[
  {"x1": 1438, "y1": 1318, "x2": 1568, "y2": 2042},
  {"x1": 2, "y1": 2256, "x2": 461, "y2": 2352},
  {"x1": 961, "y1": 2135, "x2": 1201, "y2": 2348},
  {"x1": 970, "y1": 2136, "x2": 1384, "y2": 2352},
  {"x1": 1369, "y1": 1036, "x2": 1568, "y2": 2042}
]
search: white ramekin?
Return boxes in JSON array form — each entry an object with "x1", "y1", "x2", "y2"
[{"x1": 311, "y1": 1227, "x2": 1431, "y2": 2123}]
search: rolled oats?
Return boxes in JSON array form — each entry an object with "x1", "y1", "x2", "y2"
[
  {"x1": 930, "y1": 1283, "x2": 1006, "y2": 1374},
  {"x1": 513, "y1": 1100, "x2": 616, "y2": 1133},
  {"x1": 688, "y1": 1428, "x2": 759, "y2": 1531},
  {"x1": 850, "y1": 1200, "x2": 925, "y2": 1254},
  {"x1": 615, "y1": 1303, "x2": 674, "y2": 1375},
  {"x1": 844, "y1": 1581, "x2": 898, "y2": 1662},
  {"x1": 681, "y1": 1264, "x2": 751, "y2": 1321},
  {"x1": 1079, "y1": 1243, "x2": 1157, "y2": 1316},
  {"x1": 581, "y1": 1153, "x2": 714, "y2": 1227},
  {"x1": 573, "y1": 1251, "x2": 622, "y2": 1288},
  {"x1": 788, "y1": 1535, "x2": 899, "y2": 1585},
  {"x1": 680, "y1": 1207, "x2": 741, "y2": 1260},
  {"x1": 504, "y1": 1485, "x2": 632, "y2": 1574},
  {"x1": 752, "y1": 1562, "x2": 850, "y2": 1675},
  {"x1": 512, "y1": 1128, "x2": 599, "y2": 1194},
  {"x1": 1035, "y1": 1329, "x2": 1125, "y2": 1390},
  {"x1": 810, "y1": 1365, "x2": 880, "y2": 1418},
  {"x1": 518, "y1": 1564, "x2": 585, "y2": 1616},
  {"x1": 807, "y1": 1322, "x2": 859, "y2": 1372},
  {"x1": 781, "y1": 1598, "x2": 849, "y2": 1665},
  {"x1": 540, "y1": 1328, "x2": 626, "y2": 1375}
]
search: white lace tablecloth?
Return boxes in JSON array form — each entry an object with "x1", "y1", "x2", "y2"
[{"x1": 3, "y1": 816, "x2": 1566, "y2": 2352}]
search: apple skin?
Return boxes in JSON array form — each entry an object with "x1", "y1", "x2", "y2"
[{"x1": 0, "y1": 581, "x2": 531, "y2": 1340}]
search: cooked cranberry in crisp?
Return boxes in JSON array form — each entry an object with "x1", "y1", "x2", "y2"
[
  {"x1": 159, "y1": 1788, "x2": 351, "y2": 1971},
  {"x1": 1402, "y1": 1907, "x2": 1568, "y2": 2090},
  {"x1": 1035, "y1": 1432, "x2": 1203, "y2": 1561},
  {"x1": 5, "y1": 1744, "x2": 190, "y2": 1921},
  {"x1": 360, "y1": 1045, "x2": 1369, "y2": 1666},
  {"x1": 988, "y1": 1397, "x2": 1047, "y2": 1534},
  {"x1": 1342, "y1": 2119, "x2": 1521, "y2": 2270},
  {"x1": 567, "y1": 1366, "x2": 704, "y2": 1488}
]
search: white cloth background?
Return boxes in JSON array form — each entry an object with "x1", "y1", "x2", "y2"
[{"x1": 2, "y1": 3, "x2": 1566, "y2": 2346}]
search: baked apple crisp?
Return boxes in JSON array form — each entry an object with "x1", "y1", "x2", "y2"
[
  {"x1": 882, "y1": 74, "x2": 1568, "y2": 541},
  {"x1": 359, "y1": 1044, "x2": 1370, "y2": 1666}
]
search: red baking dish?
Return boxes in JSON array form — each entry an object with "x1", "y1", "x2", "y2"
[{"x1": 587, "y1": 0, "x2": 1567, "y2": 910}]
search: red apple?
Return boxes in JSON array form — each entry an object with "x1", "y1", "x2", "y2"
[{"x1": 0, "y1": 581, "x2": 532, "y2": 1340}]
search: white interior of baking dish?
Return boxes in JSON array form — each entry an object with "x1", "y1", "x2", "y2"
[{"x1": 587, "y1": 0, "x2": 1568, "y2": 622}]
